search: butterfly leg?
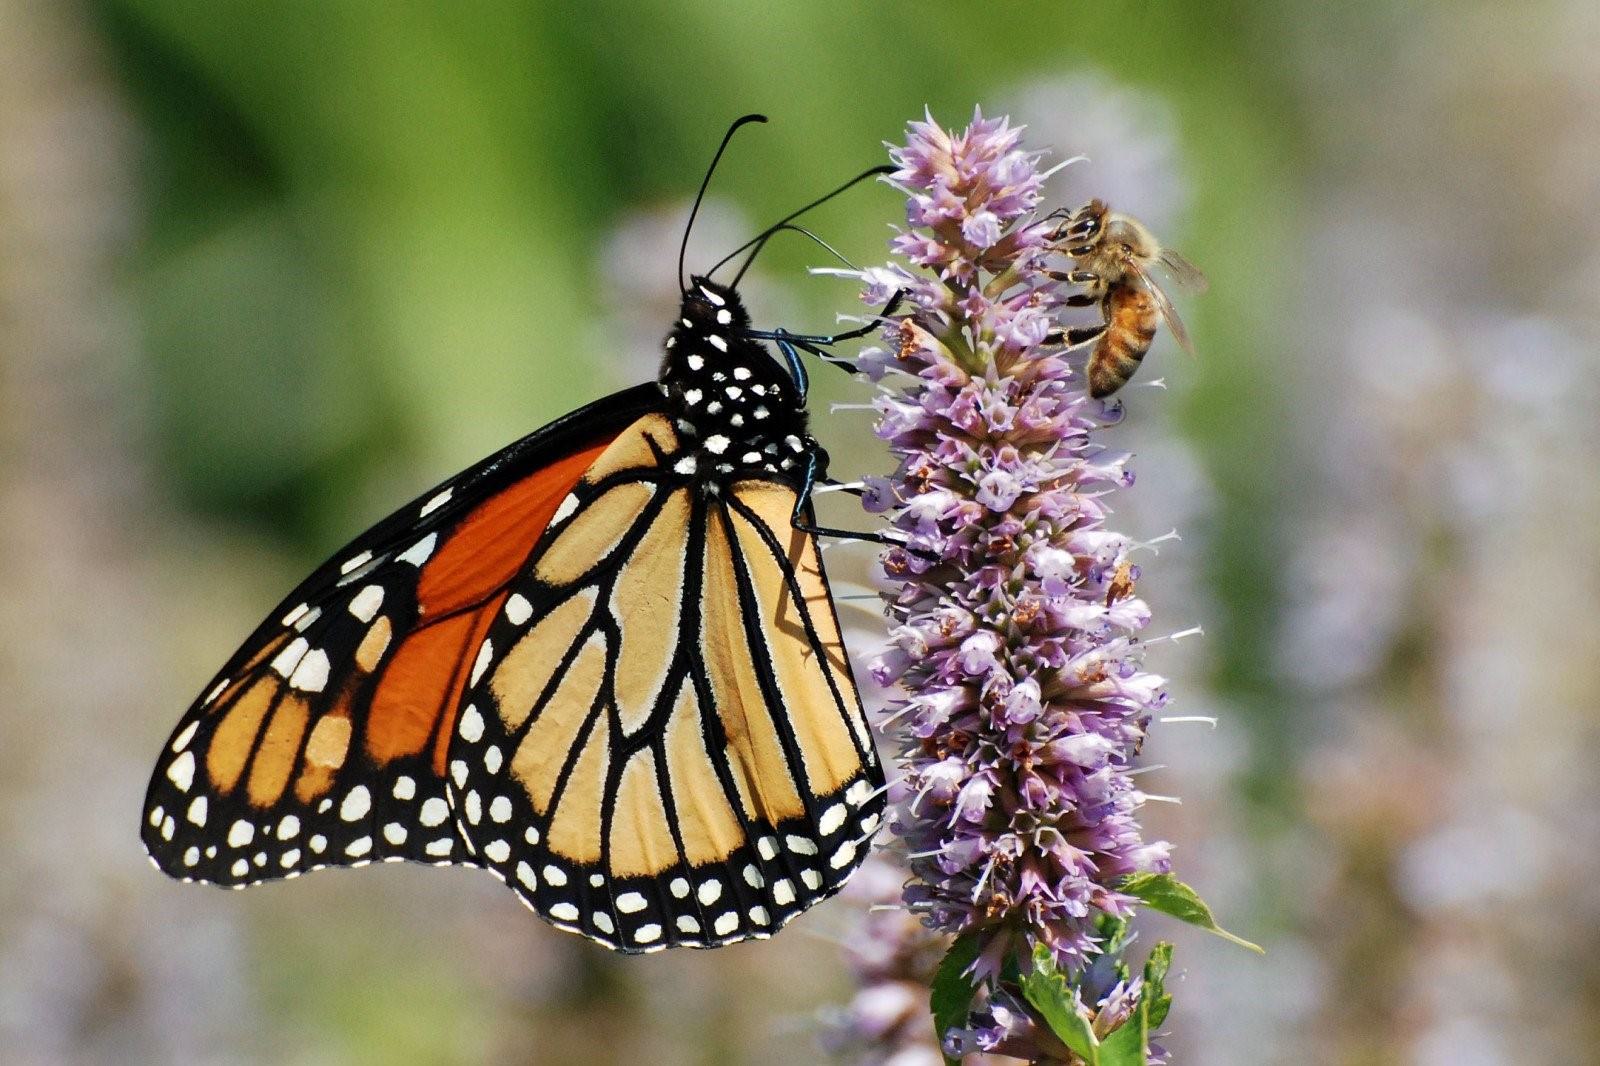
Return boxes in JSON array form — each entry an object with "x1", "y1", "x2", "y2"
[
  {"x1": 748, "y1": 290, "x2": 907, "y2": 377},
  {"x1": 751, "y1": 290, "x2": 906, "y2": 348},
  {"x1": 790, "y1": 451, "x2": 935, "y2": 559},
  {"x1": 812, "y1": 477, "x2": 866, "y2": 499}
]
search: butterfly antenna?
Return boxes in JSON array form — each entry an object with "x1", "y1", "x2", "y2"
[
  {"x1": 730, "y1": 223, "x2": 858, "y2": 288},
  {"x1": 708, "y1": 163, "x2": 894, "y2": 282},
  {"x1": 679, "y1": 113, "x2": 769, "y2": 294}
]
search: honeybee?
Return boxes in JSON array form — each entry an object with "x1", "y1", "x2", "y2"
[{"x1": 1048, "y1": 199, "x2": 1208, "y2": 398}]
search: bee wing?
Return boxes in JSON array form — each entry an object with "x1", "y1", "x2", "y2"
[
  {"x1": 1133, "y1": 267, "x2": 1198, "y2": 357},
  {"x1": 1156, "y1": 248, "x2": 1209, "y2": 295}
]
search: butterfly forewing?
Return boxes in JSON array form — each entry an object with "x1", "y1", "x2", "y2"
[
  {"x1": 449, "y1": 413, "x2": 884, "y2": 952},
  {"x1": 142, "y1": 386, "x2": 662, "y2": 886}
]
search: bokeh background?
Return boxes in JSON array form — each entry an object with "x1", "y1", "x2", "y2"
[{"x1": 2, "y1": 2, "x2": 1596, "y2": 1063}]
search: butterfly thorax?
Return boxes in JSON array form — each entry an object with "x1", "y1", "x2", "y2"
[{"x1": 658, "y1": 277, "x2": 812, "y2": 484}]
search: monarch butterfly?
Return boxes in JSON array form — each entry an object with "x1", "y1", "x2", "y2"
[{"x1": 141, "y1": 116, "x2": 897, "y2": 953}]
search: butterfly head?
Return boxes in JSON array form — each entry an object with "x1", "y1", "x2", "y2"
[{"x1": 660, "y1": 277, "x2": 812, "y2": 483}]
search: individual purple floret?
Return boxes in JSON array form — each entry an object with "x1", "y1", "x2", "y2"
[{"x1": 856, "y1": 109, "x2": 1173, "y2": 982}]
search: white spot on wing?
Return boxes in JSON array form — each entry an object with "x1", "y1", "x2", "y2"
[
  {"x1": 470, "y1": 640, "x2": 493, "y2": 686},
  {"x1": 397, "y1": 533, "x2": 437, "y2": 567},
  {"x1": 553, "y1": 494, "x2": 580, "y2": 525},
  {"x1": 505, "y1": 594, "x2": 532, "y2": 626},
  {"x1": 458, "y1": 704, "x2": 485, "y2": 743},
  {"x1": 616, "y1": 892, "x2": 647, "y2": 914},
  {"x1": 420, "y1": 488, "x2": 453, "y2": 516},
  {"x1": 349, "y1": 584, "x2": 385, "y2": 622},
  {"x1": 166, "y1": 751, "x2": 196, "y2": 792},
  {"x1": 271, "y1": 637, "x2": 310, "y2": 678},
  {"x1": 288, "y1": 648, "x2": 330, "y2": 693},
  {"x1": 171, "y1": 720, "x2": 199, "y2": 753},
  {"x1": 340, "y1": 786, "x2": 372, "y2": 822},
  {"x1": 419, "y1": 797, "x2": 449, "y2": 827},
  {"x1": 339, "y1": 550, "x2": 373, "y2": 575}
]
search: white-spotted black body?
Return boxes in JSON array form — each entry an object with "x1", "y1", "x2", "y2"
[{"x1": 658, "y1": 277, "x2": 818, "y2": 487}]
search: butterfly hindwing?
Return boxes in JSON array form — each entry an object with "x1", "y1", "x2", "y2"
[
  {"x1": 449, "y1": 413, "x2": 885, "y2": 951},
  {"x1": 141, "y1": 385, "x2": 663, "y2": 886}
]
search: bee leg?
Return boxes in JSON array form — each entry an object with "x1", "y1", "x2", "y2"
[
  {"x1": 1061, "y1": 293, "x2": 1100, "y2": 307},
  {"x1": 1050, "y1": 211, "x2": 1101, "y2": 245},
  {"x1": 1066, "y1": 215, "x2": 1100, "y2": 239},
  {"x1": 1046, "y1": 269, "x2": 1102, "y2": 287},
  {"x1": 1045, "y1": 324, "x2": 1107, "y2": 350}
]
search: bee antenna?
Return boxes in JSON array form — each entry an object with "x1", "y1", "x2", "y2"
[{"x1": 680, "y1": 114, "x2": 768, "y2": 295}]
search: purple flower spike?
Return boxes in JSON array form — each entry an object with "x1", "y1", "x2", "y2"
[{"x1": 862, "y1": 113, "x2": 1172, "y2": 985}]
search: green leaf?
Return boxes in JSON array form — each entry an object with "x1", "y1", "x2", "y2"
[
  {"x1": 1121, "y1": 873, "x2": 1264, "y2": 954},
  {"x1": 930, "y1": 932, "x2": 983, "y2": 1066},
  {"x1": 1019, "y1": 944, "x2": 1100, "y2": 1065},
  {"x1": 1141, "y1": 942, "x2": 1175, "y2": 1029}
]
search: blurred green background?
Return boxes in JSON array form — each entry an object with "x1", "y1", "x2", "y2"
[{"x1": 2, "y1": 1, "x2": 1595, "y2": 1063}]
